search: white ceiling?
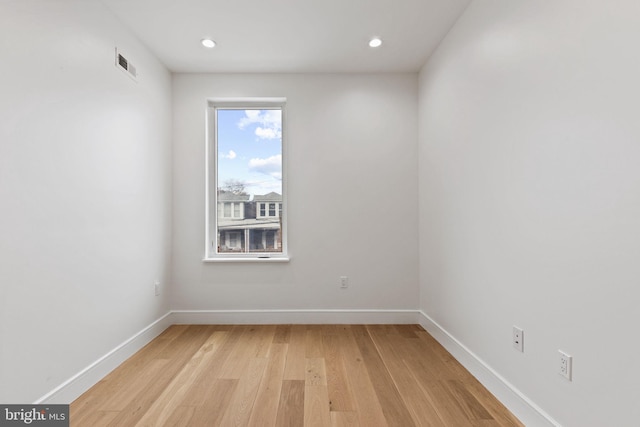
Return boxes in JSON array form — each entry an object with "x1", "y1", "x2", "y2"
[{"x1": 100, "y1": 0, "x2": 471, "y2": 73}]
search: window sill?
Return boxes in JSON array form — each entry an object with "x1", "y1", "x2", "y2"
[{"x1": 203, "y1": 256, "x2": 290, "y2": 263}]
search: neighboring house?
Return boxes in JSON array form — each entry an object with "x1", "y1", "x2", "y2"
[{"x1": 217, "y1": 191, "x2": 282, "y2": 253}]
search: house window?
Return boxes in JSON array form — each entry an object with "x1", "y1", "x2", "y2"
[
  {"x1": 256, "y1": 201, "x2": 281, "y2": 218},
  {"x1": 227, "y1": 231, "x2": 241, "y2": 249},
  {"x1": 205, "y1": 98, "x2": 288, "y2": 261},
  {"x1": 218, "y1": 202, "x2": 242, "y2": 218}
]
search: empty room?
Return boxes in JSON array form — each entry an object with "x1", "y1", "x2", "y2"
[{"x1": 1, "y1": 0, "x2": 639, "y2": 426}]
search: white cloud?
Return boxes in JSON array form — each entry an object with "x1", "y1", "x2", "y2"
[
  {"x1": 255, "y1": 127, "x2": 279, "y2": 140},
  {"x1": 238, "y1": 109, "x2": 282, "y2": 140},
  {"x1": 243, "y1": 110, "x2": 261, "y2": 121},
  {"x1": 248, "y1": 154, "x2": 282, "y2": 179},
  {"x1": 221, "y1": 150, "x2": 236, "y2": 159}
]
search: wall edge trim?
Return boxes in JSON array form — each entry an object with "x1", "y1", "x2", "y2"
[{"x1": 170, "y1": 309, "x2": 420, "y2": 324}]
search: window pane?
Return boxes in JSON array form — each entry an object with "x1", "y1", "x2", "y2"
[
  {"x1": 266, "y1": 231, "x2": 275, "y2": 248},
  {"x1": 213, "y1": 107, "x2": 283, "y2": 255}
]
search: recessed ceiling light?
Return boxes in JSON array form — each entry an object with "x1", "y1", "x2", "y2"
[
  {"x1": 369, "y1": 37, "x2": 382, "y2": 48},
  {"x1": 201, "y1": 38, "x2": 216, "y2": 48}
]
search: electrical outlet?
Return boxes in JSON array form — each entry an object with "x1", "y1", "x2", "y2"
[
  {"x1": 340, "y1": 276, "x2": 348, "y2": 288},
  {"x1": 154, "y1": 280, "x2": 160, "y2": 296},
  {"x1": 512, "y1": 326, "x2": 524, "y2": 352},
  {"x1": 559, "y1": 350, "x2": 572, "y2": 380}
]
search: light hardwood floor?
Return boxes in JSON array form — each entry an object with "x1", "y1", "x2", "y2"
[{"x1": 70, "y1": 325, "x2": 524, "y2": 426}]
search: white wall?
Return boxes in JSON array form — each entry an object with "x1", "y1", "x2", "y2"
[
  {"x1": 0, "y1": 0, "x2": 172, "y2": 403},
  {"x1": 172, "y1": 74, "x2": 419, "y2": 314},
  {"x1": 418, "y1": 0, "x2": 640, "y2": 426}
]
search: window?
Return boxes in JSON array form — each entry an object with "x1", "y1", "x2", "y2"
[
  {"x1": 256, "y1": 201, "x2": 281, "y2": 218},
  {"x1": 227, "y1": 231, "x2": 242, "y2": 250},
  {"x1": 205, "y1": 98, "x2": 288, "y2": 261}
]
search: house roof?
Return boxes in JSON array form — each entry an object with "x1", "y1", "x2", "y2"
[
  {"x1": 218, "y1": 192, "x2": 250, "y2": 202},
  {"x1": 253, "y1": 192, "x2": 282, "y2": 202}
]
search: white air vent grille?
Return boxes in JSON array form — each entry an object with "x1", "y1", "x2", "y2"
[{"x1": 115, "y1": 48, "x2": 137, "y2": 81}]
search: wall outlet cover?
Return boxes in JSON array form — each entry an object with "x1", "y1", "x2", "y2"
[{"x1": 513, "y1": 326, "x2": 524, "y2": 352}]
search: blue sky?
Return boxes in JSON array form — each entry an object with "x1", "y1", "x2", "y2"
[{"x1": 217, "y1": 109, "x2": 282, "y2": 197}]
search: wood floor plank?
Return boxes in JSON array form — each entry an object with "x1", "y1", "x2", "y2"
[
  {"x1": 247, "y1": 343, "x2": 288, "y2": 427},
  {"x1": 305, "y1": 357, "x2": 327, "y2": 386},
  {"x1": 153, "y1": 325, "x2": 207, "y2": 360},
  {"x1": 251, "y1": 324, "x2": 277, "y2": 358},
  {"x1": 336, "y1": 327, "x2": 389, "y2": 427},
  {"x1": 465, "y1": 380, "x2": 525, "y2": 427},
  {"x1": 161, "y1": 405, "x2": 195, "y2": 427},
  {"x1": 321, "y1": 324, "x2": 347, "y2": 336},
  {"x1": 283, "y1": 325, "x2": 306, "y2": 380},
  {"x1": 445, "y1": 380, "x2": 493, "y2": 422},
  {"x1": 103, "y1": 325, "x2": 216, "y2": 427},
  {"x1": 275, "y1": 380, "x2": 305, "y2": 427},
  {"x1": 305, "y1": 328, "x2": 324, "y2": 358},
  {"x1": 330, "y1": 411, "x2": 360, "y2": 427},
  {"x1": 134, "y1": 331, "x2": 228, "y2": 426},
  {"x1": 219, "y1": 357, "x2": 269, "y2": 426},
  {"x1": 401, "y1": 342, "x2": 452, "y2": 382},
  {"x1": 368, "y1": 329, "x2": 444, "y2": 427},
  {"x1": 217, "y1": 325, "x2": 265, "y2": 379},
  {"x1": 71, "y1": 325, "x2": 190, "y2": 422},
  {"x1": 471, "y1": 421, "x2": 507, "y2": 427},
  {"x1": 322, "y1": 334, "x2": 355, "y2": 412},
  {"x1": 394, "y1": 324, "x2": 419, "y2": 339},
  {"x1": 180, "y1": 325, "x2": 244, "y2": 406},
  {"x1": 351, "y1": 325, "x2": 416, "y2": 427},
  {"x1": 418, "y1": 381, "x2": 475, "y2": 427},
  {"x1": 415, "y1": 331, "x2": 470, "y2": 380},
  {"x1": 189, "y1": 379, "x2": 239, "y2": 426},
  {"x1": 304, "y1": 385, "x2": 332, "y2": 427},
  {"x1": 99, "y1": 359, "x2": 169, "y2": 411},
  {"x1": 273, "y1": 324, "x2": 291, "y2": 343}
]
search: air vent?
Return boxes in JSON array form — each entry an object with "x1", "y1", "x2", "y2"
[
  {"x1": 118, "y1": 53, "x2": 128, "y2": 69},
  {"x1": 115, "y1": 48, "x2": 137, "y2": 81}
]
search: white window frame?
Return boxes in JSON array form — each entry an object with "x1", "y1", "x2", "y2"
[{"x1": 204, "y1": 97, "x2": 289, "y2": 262}]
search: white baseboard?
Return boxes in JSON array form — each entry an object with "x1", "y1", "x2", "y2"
[
  {"x1": 35, "y1": 312, "x2": 173, "y2": 405},
  {"x1": 170, "y1": 309, "x2": 420, "y2": 325},
  {"x1": 417, "y1": 311, "x2": 560, "y2": 427}
]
